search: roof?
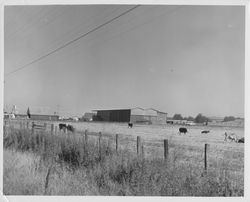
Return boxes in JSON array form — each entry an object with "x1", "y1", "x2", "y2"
[
  {"x1": 92, "y1": 108, "x2": 131, "y2": 112},
  {"x1": 146, "y1": 108, "x2": 168, "y2": 114},
  {"x1": 92, "y1": 107, "x2": 167, "y2": 114}
]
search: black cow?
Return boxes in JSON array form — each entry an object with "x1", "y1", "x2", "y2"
[
  {"x1": 166, "y1": 121, "x2": 174, "y2": 124},
  {"x1": 67, "y1": 124, "x2": 75, "y2": 133},
  {"x1": 237, "y1": 137, "x2": 244, "y2": 143},
  {"x1": 201, "y1": 130, "x2": 210, "y2": 134},
  {"x1": 59, "y1": 123, "x2": 67, "y2": 132},
  {"x1": 128, "y1": 122, "x2": 133, "y2": 128},
  {"x1": 179, "y1": 127, "x2": 188, "y2": 134}
]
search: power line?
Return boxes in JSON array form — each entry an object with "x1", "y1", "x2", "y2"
[
  {"x1": 5, "y1": 5, "x2": 140, "y2": 77},
  {"x1": 11, "y1": 6, "x2": 121, "y2": 71},
  {"x1": 38, "y1": 5, "x2": 183, "y2": 69},
  {"x1": 88, "y1": 6, "x2": 183, "y2": 51}
]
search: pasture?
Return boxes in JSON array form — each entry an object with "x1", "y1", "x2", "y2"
[{"x1": 3, "y1": 119, "x2": 244, "y2": 196}]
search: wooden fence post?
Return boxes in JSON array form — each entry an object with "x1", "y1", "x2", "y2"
[
  {"x1": 116, "y1": 134, "x2": 119, "y2": 153},
  {"x1": 141, "y1": 144, "x2": 144, "y2": 158},
  {"x1": 137, "y1": 136, "x2": 141, "y2": 155},
  {"x1": 204, "y1": 143, "x2": 209, "y2": 172},
  {"x1": 164, "y1": 139, "x2": 169, "y2": 160},
  {"x1": 44, "y1": 123, "x2": 47, "y2": 131},
  {"x1": 51, "y1": 124, "x2": 54, "y2": 135},
  {"x1": 3, "y1": 120, "x2": 6, "y2": 136},
  {"x1": 32, "y1": 122, "x2": 34, "y2": 134},
  {"x1": 55, "y1": 126, "x2": 57, "y2": 135},
  {"x1": 26, "y1": 121, "x2": 29, "y2": 129},
  {"x1": 98, "y1": 132, "x2": 102, "y2": 152},
  {"x1": 84, "y1": 130, "x2": 88, "y2": 156},
  {"x1": 85, "y1": 130, "x2": 88, "y2": 145},
  {"x1": 20, "y1": 121, "x2": 22, "y2": 129}
]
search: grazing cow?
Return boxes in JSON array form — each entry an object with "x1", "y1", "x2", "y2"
[
  {"x1": 237, "y1": 137, "x2": 244, "y2": 143},
  {"x1": 67, "y1": 124, "x2": 75, "y2": 133},
  {"x1": 201, "y1": 130, "x2": 210, "y2": 134},
  {"x1": 128, "y1": 122, "x2": 133, "y2": 128},
  {"x1": 179, "y1": 127, "x2": 188, "y2": 135},
  {"x1": 224, "y1": 132, "x2": 238, "y2": 142},
  {"x1": 59, "y1": 123, "x2": 67, "y2": 132}
]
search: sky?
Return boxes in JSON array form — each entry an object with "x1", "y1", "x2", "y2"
[{"x1": 3, "y1": 5, "x2": 245, "y2": 118}]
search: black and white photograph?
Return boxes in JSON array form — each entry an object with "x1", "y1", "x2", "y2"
[{"x1": 1, "y1": 0, "x2": 249, "y2": 200}]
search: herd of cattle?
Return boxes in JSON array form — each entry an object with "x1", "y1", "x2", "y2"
[
  {"x1": 58, "y1": 123, "x2": 244, "y2": 144},
  {"x1": 178, "y1": 127, "x2": 244, "y2": 143}
]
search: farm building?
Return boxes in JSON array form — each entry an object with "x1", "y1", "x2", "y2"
[
  {"x1": 15, "y1": 114, "x2": 59, "y2": 121},
  {"x1": 93, "y1": 108, "x2": 168, "y2": 124},
  {"x1": 30, "y1": 114, "x2": 59, "y2": 121}
]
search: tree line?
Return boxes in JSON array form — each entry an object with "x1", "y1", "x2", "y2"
[{"x1": 171, "y1": 114, "x2": 239, "y2": 123}]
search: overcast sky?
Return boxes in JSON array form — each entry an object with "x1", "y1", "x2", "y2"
[{"x1": 4, "y1": 5, "x2": 245, "y2": 117}]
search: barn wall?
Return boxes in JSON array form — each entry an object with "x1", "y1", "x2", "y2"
[
  {"x1": 96, "y1": 111, "x2": 110, "y2": 121},
  {"x1": 30, "y1": 114, "x2": 59, "y2": 121},
  {"x1": 130, "y1": 111, "x2": 167, "y2": 124},
  {"x1": 156, "y1": 112, "x2": 168, "y2": 124},
  {"x1": 130, "y1": 115, "x2": 156, "y2": 124},
  {"x1": 96, "y1": 110, "x2": 130, "y2": 122},
  {"x1": 95, "y1": 108, "x2": 167, "y2": 124},
  {"x1": 131, "y1": 108, "x2": 145, "y2": 116}
]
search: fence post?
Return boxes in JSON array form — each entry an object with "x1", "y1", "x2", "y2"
[
  {"x1": 85, "y1": 130, "x2": 88, "y2": 145},
  {"x1": 141, "y1": 144, "x2": 144, "y2": 158},
  {"x1": 204, "y1": 143, "x2": 209, "y2": 172},
  {"x1": 164, "y1": 139, "x2": 169, "y2": 160},
  {"x1": 55, "y1": 126, "x2": 57, "y2": 135},
  {"x1": 84, "y1": 130, "x2": 88, "y2": 156},
  {"x1": 99, "y1": 132, "x2": 102, "y2": 150},
  {"x1": 32, "y1": 122, "x2": 34, "y2": 134},
  {"x1": 44, "y1": 123, "x2": 47, "y2": 131},
  {"x1": 137, "y1": 136, "x2": 141, "y2": 155},
  {"x1": 3, "y1": 120, "x2": 6, "y2": 136},
  {"x1": 51, "y1": 124, "x2": 54, "y2": 135},
  {"x1": 20, "y1": 121, "x2": 22, "y2": 129},
  {"x1": 26, "y1": 121, "x2": 29, "y2": 129},
  {"x1": 116, "y1": 134, "x2": 119, "y2": 153}
]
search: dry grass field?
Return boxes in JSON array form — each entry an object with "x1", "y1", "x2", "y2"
[{"x1": 3, "y1": 120, "x2": 244, "y2": 196}]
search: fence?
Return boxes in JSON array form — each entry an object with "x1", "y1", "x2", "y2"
[{"x1": 3, "y1": 119, "x2": 211, "y2": 172}]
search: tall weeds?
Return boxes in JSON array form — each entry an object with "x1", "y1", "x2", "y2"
[{"x1": 3, "y1": 126, "x2": 244, "y2": 196}]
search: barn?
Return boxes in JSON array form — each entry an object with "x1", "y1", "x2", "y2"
[
  {"x1": 29, "y1": 114, "x2": 59, "y2": 121},
  {"x1": 93, "y1": 108, "x2": 167, "y2": 124},
  {"x1": 14, "y1": 114, "x2": 59, "y2": 121}
]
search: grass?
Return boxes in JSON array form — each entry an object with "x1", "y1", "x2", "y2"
[{"x1": 3, "y1": 124, "x2": 244, "y2": 196}]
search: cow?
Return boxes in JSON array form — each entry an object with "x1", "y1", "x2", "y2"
[
  {"x1": 67, "y1": 124, "x2": 75, "y2": 133},
  {"x1": 201, "y1": 130, "x2": 210, "y2": 134},
  {"x1": 237, "y1": 137, "x2": 244, "y2": 143},
  {"x1": 179, "y1": 127, "x2": 188, "y2": 135},
  {"x1": 224, "y1": 132, "x2": 238, "y2": 142},
  {"x1": 59, "y1": 123, "x2": 67, "y2": 132},
  {"x1": 128, "y1": 122, "x2": 133, "y2": 128}
]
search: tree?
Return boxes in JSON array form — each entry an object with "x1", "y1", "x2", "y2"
[
  {"x1": 172, "y1": 114, "x2": 183, "y2": 120},
  {"x1": 223, "y1": 116, "x2": 235, "y2": 122},
  {"x1": 194, "y1": 113, "x2": 210, "y2": 123}
]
